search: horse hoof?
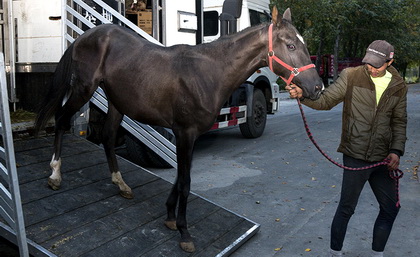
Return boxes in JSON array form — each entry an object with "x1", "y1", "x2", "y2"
[
  {"x1": 164, "y1": 220, "x2": 177, "y2": 231},
  {"x1": 180, "y1": 241, "x2": 195, "y2": 253},
  {"x1": 48, "y1": 178, "x2": 61, "y2": 190},
  {"x1": 119, "y1": 190, "x2": 134, "y2": 199}
]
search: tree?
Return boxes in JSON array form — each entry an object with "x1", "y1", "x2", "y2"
[{"x1": 270, "y1": 0, "x2": 420, "y2": 77}]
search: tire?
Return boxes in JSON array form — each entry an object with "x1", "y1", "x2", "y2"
[
  {"x1": 86, "y1": 105, "x2": 105, "y2": 144},
  {"x1": 124, "y1": 133, "x2": 151, "y2": 167},
  {"x1": 87, "y1": 104, "x2": 175, "y2": 168},
  {"x1": 86, "y1": 104, "x2": 125, "y2": 147},
  {"x1": 239, "y1": 88, "x2": 267, "y2": 138},
  {"x1": 124, "y1": 126, "x2": 176, "y2": 168}
]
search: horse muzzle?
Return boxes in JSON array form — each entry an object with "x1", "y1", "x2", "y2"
[{"x1": 295, "y1": 75, "x2": 324, "y2": 101}]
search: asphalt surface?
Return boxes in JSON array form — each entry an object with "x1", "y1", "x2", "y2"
[{"x1": 1, "y1": 84, "x2": 419, "y2": 257}]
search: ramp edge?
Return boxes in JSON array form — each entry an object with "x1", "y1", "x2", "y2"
[{"x1": 0, "y1": 221, "x2": 57, "y2": 257}]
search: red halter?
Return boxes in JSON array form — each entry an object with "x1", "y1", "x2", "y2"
[{"x1": 267, "y1": 23, "x2": 315, "y2": 87}]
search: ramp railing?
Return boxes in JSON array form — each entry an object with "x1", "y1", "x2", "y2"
[
  {"x1": 0, "y1": 53, "x2": 29, "y2": 257},
  {"x1": 63, "y1": 0, "x2": 176, "y2": 167}
]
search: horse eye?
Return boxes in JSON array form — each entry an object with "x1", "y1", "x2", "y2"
[{"x1": 287, "y1": 44, "x2": 296, "y2": 51}]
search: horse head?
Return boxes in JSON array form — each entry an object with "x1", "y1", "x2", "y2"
[{"x1": 269, "y1": 7, "x2": 323, "y2": 100}]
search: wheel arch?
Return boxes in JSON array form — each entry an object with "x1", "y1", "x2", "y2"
[{"x1": 250, "y1": 75, "x2": 272, "y2": 112}]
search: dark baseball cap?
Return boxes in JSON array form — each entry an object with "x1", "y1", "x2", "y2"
[{"x1": 362, "y1": 40, "x2": 394, "y2": 68}]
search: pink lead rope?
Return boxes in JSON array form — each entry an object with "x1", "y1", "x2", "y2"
[{"x1": 296, "y1": 98, "x2": 403, "y2": 207}]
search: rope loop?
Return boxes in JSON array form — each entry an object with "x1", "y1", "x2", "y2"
[{"x1": 389, "y1": 169, "x2": 404, "y2": 180}]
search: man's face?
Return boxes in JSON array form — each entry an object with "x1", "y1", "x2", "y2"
[{"x1": 366, "y1": 62, "x2": 389, "y2": 78}]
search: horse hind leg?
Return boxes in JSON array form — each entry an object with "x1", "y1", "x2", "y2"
[
  {"x1": 48, "y1": 106, "x2": 79, "y2": 190},
  {"x1": 102, "y1": 103, "x2": 133, "y2": 199},
  {"x1": 48, "y1": 82, "x2": 97, "y2": 190},
  {"x1": 48, "y1": 129, "x2": 65, "y2": 190}
]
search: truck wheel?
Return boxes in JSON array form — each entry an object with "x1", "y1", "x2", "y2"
[
  {"x1": 87, "y1": 104, "x2": 125, "y2": 146},
  {"x1": 124, "y1": 126, "x2": 175, "y2": 168},
  {"x1": 239, "y1": 88, "x2": 267, "y2": 138},
  {"x1": 124, "y1": 133, "x2": 150, "y2": 167},
  {"x1": 86, "y1": 105, "x2": 105, "y2": 144}
]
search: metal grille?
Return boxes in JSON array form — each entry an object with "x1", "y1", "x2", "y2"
[{"x1": 0, "y1": 52, "x2": 29, "y2": 256}]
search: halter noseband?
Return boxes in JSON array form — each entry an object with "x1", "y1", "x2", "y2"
[{"x1": 267, "y1": 23, "x2": 315, "y2": 87}]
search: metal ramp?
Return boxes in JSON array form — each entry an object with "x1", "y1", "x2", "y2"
[{"x1": 6, "y1": 133, "x2": 259, "y2": 257}]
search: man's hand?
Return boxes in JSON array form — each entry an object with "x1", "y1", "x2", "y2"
[
  {"x1": 285, "y1": 84, "x2": 303, "y2": 99},
  {"x1": 386, "y1": 153, "x2": 400, "y2": 171}
]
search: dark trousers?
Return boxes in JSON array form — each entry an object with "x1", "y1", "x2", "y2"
[{"x1": 330, "y1": 154, "x2": 400, "y2": 252}]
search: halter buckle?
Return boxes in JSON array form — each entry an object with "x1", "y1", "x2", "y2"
[
  {"x1": 268, "y1": 50, "x2": 275, "y2": 57},
  {"x1": 291, "y1": 68, "x2": 300, "y2": 76}
]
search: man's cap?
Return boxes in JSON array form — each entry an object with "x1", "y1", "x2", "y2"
[{"x1": 362, "y1": 40, "x2": 394, "y2": 68}]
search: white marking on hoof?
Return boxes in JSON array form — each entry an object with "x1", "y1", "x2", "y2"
[
  {"x1": 49, "y1": 155, "x2": 62, "y2": 190},
  {"x1": 180, "y1": 241, "x2": 195, "y2": 253},
  {"x1": 112, "y1": 171, "x2": 133, "y2": 199}
]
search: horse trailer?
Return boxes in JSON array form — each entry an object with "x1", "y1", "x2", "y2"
[{"x1": 0, "y1": 0, "x2": 280, "y2": 168}]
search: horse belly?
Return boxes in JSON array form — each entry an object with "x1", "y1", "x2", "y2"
[{"x1": 104, "y1": 83, "x2": 174, "y2": 128}]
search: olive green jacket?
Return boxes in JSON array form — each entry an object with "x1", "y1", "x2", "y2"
[{"x1": 302, "y1": 65, "x2": 407, "y2": 162}]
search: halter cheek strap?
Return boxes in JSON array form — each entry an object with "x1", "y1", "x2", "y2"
[{"x1": 268, "y1": 23, "x2": 315, "y2": 87}]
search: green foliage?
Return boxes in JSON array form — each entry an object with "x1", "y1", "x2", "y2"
[{"x1": 270, "y1": 0, "x2": 420, "y2": 70}]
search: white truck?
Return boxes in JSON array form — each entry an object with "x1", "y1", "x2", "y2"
[
  {"x1": 202, "y1": 0, "x2": 279, "y2": 137},
  {"x1": 1, "y1": 0, "x2": 280, "y2": 167}
]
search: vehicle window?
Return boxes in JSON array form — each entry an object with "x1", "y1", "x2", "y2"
[
  {"x1": 204, "y1": 11, "x2": 219, "y2": 36},
  {"x1": 249, "y1": 9, "x2": 270, "y2": 26}
]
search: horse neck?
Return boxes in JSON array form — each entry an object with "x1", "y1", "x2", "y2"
[{"x1": 209, "y1": 24, "x2": 269, "y2": 87}]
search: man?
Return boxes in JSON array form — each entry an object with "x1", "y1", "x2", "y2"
[{"x1": 286, "y1": 40, "x2": 407, "y2": 257}]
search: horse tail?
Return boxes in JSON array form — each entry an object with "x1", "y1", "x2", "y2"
[{"x1": 34, "y1": 43, "x2": 75, "y2": 135}]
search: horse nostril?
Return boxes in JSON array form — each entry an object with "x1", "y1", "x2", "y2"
[{"x1": 315, "y1": 84, "x2": 325, "y2": 91}]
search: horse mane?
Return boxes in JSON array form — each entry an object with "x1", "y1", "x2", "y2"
[
  {"x1": 192, "y1": 23, "x2": 268, "y2": 55},
  {"x1": 212, "y1": 23, "x2": 267, "y2": 44}
]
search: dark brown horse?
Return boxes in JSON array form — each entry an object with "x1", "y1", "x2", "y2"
[{"x1": 35, "y1": 7, "x2": 323, "y2": 252}]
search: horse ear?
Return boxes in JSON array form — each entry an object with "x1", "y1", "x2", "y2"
[
  {"x1": 271, "y1": 6, "x2": 279, "y2": 24},
  {"x1": 282, "y1": 8, "x2": 292, "y2": 23}
]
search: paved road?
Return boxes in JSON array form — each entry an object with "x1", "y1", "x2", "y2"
[{"x1": 150, "y1": 84, "x2": 420, "y2": 257}]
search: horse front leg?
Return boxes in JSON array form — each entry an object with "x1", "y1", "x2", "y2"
[
  {"x1": 102, "y1": 104, "x2": 133, "y2": 199},
  {"x1": 165, "y1": 132, "x2": 196, "y2": 252}
]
